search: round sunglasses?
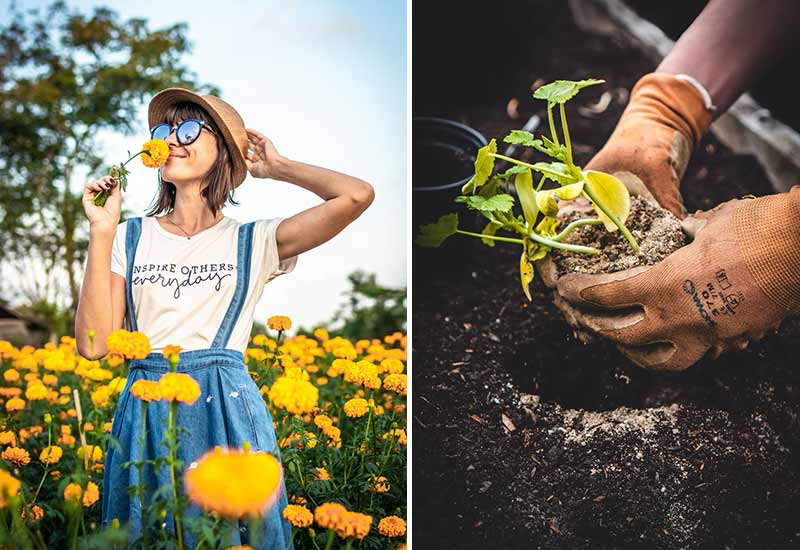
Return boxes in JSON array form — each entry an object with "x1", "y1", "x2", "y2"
[{"x1": 150, "y1": 119, "x2": 217, "y2": 146}]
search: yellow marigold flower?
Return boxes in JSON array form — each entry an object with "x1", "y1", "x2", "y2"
[
  {"x1": 0, "y1": 387, "x2": 22, "y2": 398},
  {"x1": 289, "y1": 495, "x2": 307, "y2": 505},
  {"x1": 130, "y1": 379, "x2": 162, "y2": 402},
  {"x1": 313, "y1": 327, "x2": 329, "y2": 341},
  {"x1": 103, "y1": 422, "x2": 113, "y2": 433},
  {"x1": 314, "y1": 414, "x2": 333, "y2": 429},
  {"x1": 383, "y1": 428, "x2": 407, "y2": 446},
  {"x1": 6, "y1": 397, "x2": 25, "y2": 412},
  {"x1": 108, "y1": 376, "x2": 126, "y2": 394},
  {"x1": 246, "y1": 347, "x2": 267, "y2": 362},
  {"x1": 106, "y1": 330, "x2": 151, "y2": 360},
  {"x1": 184, "y1": 447, "x2": 283, "y2": 519},
  {"x1": 21, "y1": 503, "x2": 44, "y2": 521},
  {"x1": 314, "y1": 502, "x2": 348, "y2": 533},
  {"x1": 90, "y1": 385, "x2": 112, "y2": 408},
  {"x1": 343, "y1": 398, "x2": 369, "y2": 418},
  {"x1": 77, "y1": 445, "x2": 103, "y2": 462},
  {"x1": 86, "y1": 367, "x2": 113, "y2": 381},
  {"x1": 378, "y1": 515, "x2": 406, "y2": 537},
  {"x1": 283, "y1": 504, "x2": 313, "y2": 528},
  {"x1": 0, "y1": 432, "x2": 16, "y2": 446},
  {"x1": 59, "y1": 386, "x2": 71, "y2": 394},
  {"x1": 343, "y1": 511, "x2": 372, "y2": 540},
  {"x1": 383, "y1": 373, "x2": 407, "y2": 395},
  {"x1": 302, "y1": 431, "x2": 317, "y2": 449},
  {"x1": 83, "y1": 422, "x2": 94, "y2": 432},
  {"x1": 63, "y1": 482, "x2": 82, "y2": 505},
  {"x1": 267, "y1": 315, "x2": 292, "y2": 331},
  {"x1": 39, "y1": 446, "x2": 63, "y2": 465},
  {"x1": 140, "y1": 139, "x2": 170, "y2": 168},
  {"x1": 268, "y1": 376, "x2": 318, "y2": 415},
  {"x1": 3, "y1": 369, "x2": 20, "y2": 382},
  {"x1": 42, "y1": 374, "x2": 58, "y2": 386},
  {"x1": 0, "y1": 469, "x2": 21, "y2": 507},
  {"x1": 363, "y1": 375, "x2": 381, "y2": 390},
  {"x1": 162, "y1": 344, "x2": 182, "y2": 365},
  {"x1": 2, "y1": 447, "x2": 30, "y2": 467},
  {"x1": 372, "y1": 476, "x2": 390, "y2": 493},
  {"x1": 82, "y1": 481, "x2": 99, "y2": 507},
  {"x1": 313, "y1": 467, "x2": 330, "y2": 481},
  {"x1": 59, "y1": 433, "x2": 76, "y2": 446},
  {"x1": 158, "y1": 372, "x2": 201, "y2": 405},
  {"x1": 322, "y1": 425, "x2": 341, "y2": 445},
  {"x1": 25, "y1": 382, "x2": 48, "y2": 401}
]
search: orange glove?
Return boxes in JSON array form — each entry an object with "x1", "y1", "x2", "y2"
[
  {"x1": 586, "y1": 72, "x2": 713, "y2": 219},
  {"x1": 548, "y1": 187, "x2": 800, "y2": 371}
]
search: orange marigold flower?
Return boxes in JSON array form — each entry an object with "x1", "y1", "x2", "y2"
[
  {"x1": 21, "y1": 503, "x2": 44, "y2": 521},
  {"x1": 313, "y1": 467, "x2": 330, "y2": 481},
  {"x1": 268, "y1": 376, "x2": 318, "y2": 415},
  {"x1": 314, "y1": 502, "x2": 348, "y2": 533},
  {"x1": 39, "y1": 446, "x2": 63, "y2": 465},
  {"x1": 130, "y1": 379, "x2": 162, "y2": 402},
  {"x1": 2, "y1": 447, "x2": 30, "y2": 467},
  {"x1": 63, "y1": 482, "x2": 82, "y2": 505},
  {"x1": 90, "y1": 385, "x2": 112, "y2": 408},
  {"x1": 267, "y1": 315, "x2": 292, "y2": 331},
  {"x1": 162, "y1": 344, "x2": 182, "y2": 365},
  {"x1": 383, "y1": 428, "x2": 407, "y2": 446},
  {"x1": 158, "y1": 372, "x2": 201, "y2": 405},
  {"x1": 383, "y1": 373, "x2": 407, "y2": 395},
  {"x1": 283, "y1": 504, "x2": 313, "y2": 528},
  {"x1": 140, "y1": 139, "x2": 170, "y2": 168},
  {"x1": 25, "y1": 382, "x2": 48, "y2": 401},
  {"x1": 77, "y1": 445, "x2": 103, "y2": 462},
  {"x1": 82, "y1": 481, "x2": 99, "y2": 507},
  {"x1": 103, "y1": 422, "x2": 113, "y2": 433},
  {"x1": 372, "y1": 476, "x2": 390, "y2": 493},
  {"x1": 343, "y1": 511, "x2": 372, "y2": 540},
  {"x1": 184, "y1": 447, "x2": 282, "y2": 519},
  {"x1": 0, "y1": 469, "x2": 21, "y2": 507},
  {"x1": 0, "y1": 431, "x2": 16, "y2": 446},
  {"x1": 314, "y1": 414, "x2": 333, "y2": 429},
  {"x1": 3, "y1": 369, "x2": 20, "y2": 382},
  {"x1": 378, "y1": 515, "x2": 406, "y2": 537},
  {"x1": 343, "y1": 398, "x2": 369, "y2": 418}
]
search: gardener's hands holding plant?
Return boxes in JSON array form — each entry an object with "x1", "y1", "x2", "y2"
[
  {"x1": 82, "y1": 168, "x2": 122, "y2": 234},
  {"x1": 586, "y1": 72, "x2": 713, "y2": 219},
  {"x1": 245, "y1": 128, "x2": 285, "y2": 179},
  {"x1": 549, "y1": 186, "x2": 800, "y2": 371}
]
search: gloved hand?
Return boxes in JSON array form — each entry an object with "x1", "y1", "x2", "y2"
[
  {"x1": 541, "y1": 186, "x2": 800, "y2": 371},
  {"x1": 586, "y1": 72, "x2": 713, "y2": 219}
]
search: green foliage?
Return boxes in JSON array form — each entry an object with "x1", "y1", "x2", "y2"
[{"x1": 415, "y1": 77, "x2": 640, "y2": 300}]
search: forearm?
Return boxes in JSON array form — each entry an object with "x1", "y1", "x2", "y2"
[
  {"x1": 74, "y1": 228, "x2": 115, "y2": 360},
  {"x1": 271, "y1": 156, "x2": 374, "y2": 202},
  {"x1": 656, "y1": 0, "x2": 800, "y2": 117}
]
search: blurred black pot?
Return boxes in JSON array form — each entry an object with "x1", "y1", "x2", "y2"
[{"x1": 412, "y1": 117, "x2": 487, "y2": 264}]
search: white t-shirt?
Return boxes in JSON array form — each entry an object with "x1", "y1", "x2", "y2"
[{"x1": 109, "y1": 215, "x2": 298, "y2": 355}]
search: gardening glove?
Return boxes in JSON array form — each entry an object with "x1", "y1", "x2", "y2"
[
  {"x1": 586, "y1": 72, "x2": 713, "y2": 219},
  {"x1": 546, "y1": 186, "x2": 800, "y2": 371}
]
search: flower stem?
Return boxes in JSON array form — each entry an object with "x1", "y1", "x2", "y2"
[
  {"x1": 167, "y1": 401, "x2": 184, "y2": 550},
  {"x1": 138, "y1": 401, "x2": 150, "y2": 550}
]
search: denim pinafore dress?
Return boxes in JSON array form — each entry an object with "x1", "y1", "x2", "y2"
[{"x1": 102, "y1": 217, "x2": 294, "y2": 549}]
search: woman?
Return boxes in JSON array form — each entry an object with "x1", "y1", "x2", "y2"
[{"x1": 75, "y1": 87, "x2": 375, "y2": 548}]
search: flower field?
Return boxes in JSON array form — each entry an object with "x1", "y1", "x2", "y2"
[{"x1": 0, "y1": 316, "x2": 407, "y2": 549}]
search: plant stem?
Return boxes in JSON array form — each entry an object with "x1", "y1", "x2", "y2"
[
  {"x1": 167, "y1": 401, "x2": 184, "y2": 550},
  {"x1": 536, "y1": 174, "x2": 547, "y2": 192},
  {"x1": 581, "y1": 185, "x2": 640, "y2": 252},
  {"x1": 455, "y1": 230, "x2": 524, "y2": 245},
  {"x1": 551, "y1": 218, "x2": 604, "y2": 242},
  {"x1": 559, "y1": 103, "x2": 575, "y2": 171},
  {"x1": 504, "y1": 217, "x2": 599, "y2": 254},
  {"x1": 548, "y1": 105, "x2": 560, "y2": 146},
  {"x1": 138, "y1": 401, "x2": 150, "y2": 550},
  {"x1": 323, "y1": 529, "x2": 335, "y2": 550}
]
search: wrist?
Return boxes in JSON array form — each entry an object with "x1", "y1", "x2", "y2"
[{"x1": 270, "y1": 155, "x2": 292, "y2": 181}]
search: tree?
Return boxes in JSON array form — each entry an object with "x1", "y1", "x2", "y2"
[
  {"x1": 323, "y1": 270, "x2": 406, "y2": 341},
  {"x1": 0, "y1": 0, "x2": 222, "y2": 332}
]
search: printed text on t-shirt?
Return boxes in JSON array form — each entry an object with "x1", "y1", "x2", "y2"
[{"x1": 131, "y1": 263, "x2": 236, "y2": 299}]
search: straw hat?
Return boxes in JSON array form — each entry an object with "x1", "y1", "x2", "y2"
[{"x1": 148, "y1": 88, "x2": 249, "y2": 188}]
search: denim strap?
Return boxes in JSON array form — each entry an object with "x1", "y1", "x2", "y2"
[
  {"x1": 124, "y1": 217, "x2": 143, "y2": 332},
  {"x1": 211, "y1": 221, "x2": 255, "y2": 348}
]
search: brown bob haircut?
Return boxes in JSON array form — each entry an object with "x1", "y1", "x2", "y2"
[{"x1": 145, "y1": 101, "x2": 240, "y2": 219}]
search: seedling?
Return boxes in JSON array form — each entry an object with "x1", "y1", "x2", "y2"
[{"x1": 415, "y1": 78, "x2": 640, "y2": 300}]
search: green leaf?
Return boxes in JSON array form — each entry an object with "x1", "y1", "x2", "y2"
[
  {"x1": 499, "y1": 164, "x2": 529, "y2": 179},
  {"x1": 461, "y1": 138, "x2": 498, "y2": 194},
  {"x1": 533, "y1": 79, "x2": 605, "y2": 105},
  {"x1": 535, "y1": 189, "x2": 559, "y2": 217},
  {"x1": 583, "y1": 170, "x2": 631, "y2": 231},
  {"x1": 513, "y1": 168, "x2": 539, "y2": 229},
  {"x1": 520, "y1": 246, "x2": 534, "y2": 301},
  {"x1": 555, "y1": 181, "x2": 584, "y2": 200},
  {"x1": 481, "y1": 221, "x2": 503, "y2": 247},
  {"x1": 536, "y1": 136, "x2": 568, "y2": 162},
  {"x1": 454, "y1": 193, "x2": 515, "y2": 213},
  {"x1": 478, "y1": 174, "x2": 503, "y2": 197},
  {"x1": 531, "y1": 162, "x2": 576, "y2": 185},
  {"x1": 415, "y1": 213, "x2": 459, "y2": 247},
  {"x1": 503, "y1": 130, "x2": 540, "y2": 147}
]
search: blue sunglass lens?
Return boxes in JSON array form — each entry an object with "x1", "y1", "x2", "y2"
[{"x1": 151, "y1": 120, "x2": 202, "y2": 144}]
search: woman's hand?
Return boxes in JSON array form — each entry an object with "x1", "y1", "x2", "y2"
[
  {"x1": 245, "y1": 128, "x2": 286, "y2": 180},
  {"x1": 82, "y1": 169, "x2": 121, "y2": 234}
]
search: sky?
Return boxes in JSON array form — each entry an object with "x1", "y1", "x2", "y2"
[{"x1": 2, "y1": 0, "x2": 407, "y2": 334}]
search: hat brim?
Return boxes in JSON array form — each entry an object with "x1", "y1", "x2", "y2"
[{"x1": 148, "y1": 88, "x2": 247, "y2": 188}]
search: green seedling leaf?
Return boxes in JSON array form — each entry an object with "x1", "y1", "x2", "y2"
[
  {"x1": 535, "y1": 135, "x2": 568, "y2": 161},
  {"x1": 461, "y1": 138, "x2": 498, "y2": 194},
  {"x1": 555, "y1": 181, "x2": 584, "y2": 200},
  {"x1": 535, "y1": 189, "x2": 559, "y2": 217},
  {"x1": 416, "y1": 212, "x2": 459, "y2": 247},
  {"x1": 533, "y1": 79, "x2": 605, "y2": 105},
  {"x1": 536, "y1": 216, "x2": 560, "y2": 237},
  {"x1": 454, "y1": 193, "x2": 515, "y2": 213},
  {"x1": 503, "y1": 130, "x2": 540, "y2": 147},
  {"x1": 513, "y1": 168, "x2": 539, "y2": 228},
  {"x1": 481, "y1": 221, "x2": 503, "y2": 247},
  {"x1": 519, "y1": 245, "x2": 534, "y2": 301},
  {"x1": 531, "y1": 162, "x2": 575, "y2": 185},
  {"x1": 583, "y1": 169, "x2": 630, "y2": 231},
  {"x1": 478, "y1": 174, "x2": 503, "y2": 197}
]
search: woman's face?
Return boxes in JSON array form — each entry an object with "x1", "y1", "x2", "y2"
[{"x1": 160, "y1": 118, "x2": 219, "y2": 185}]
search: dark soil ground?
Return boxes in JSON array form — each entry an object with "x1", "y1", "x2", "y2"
[{"x1": 412, "y1": 1, "x2": 800, "y2": 548}]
